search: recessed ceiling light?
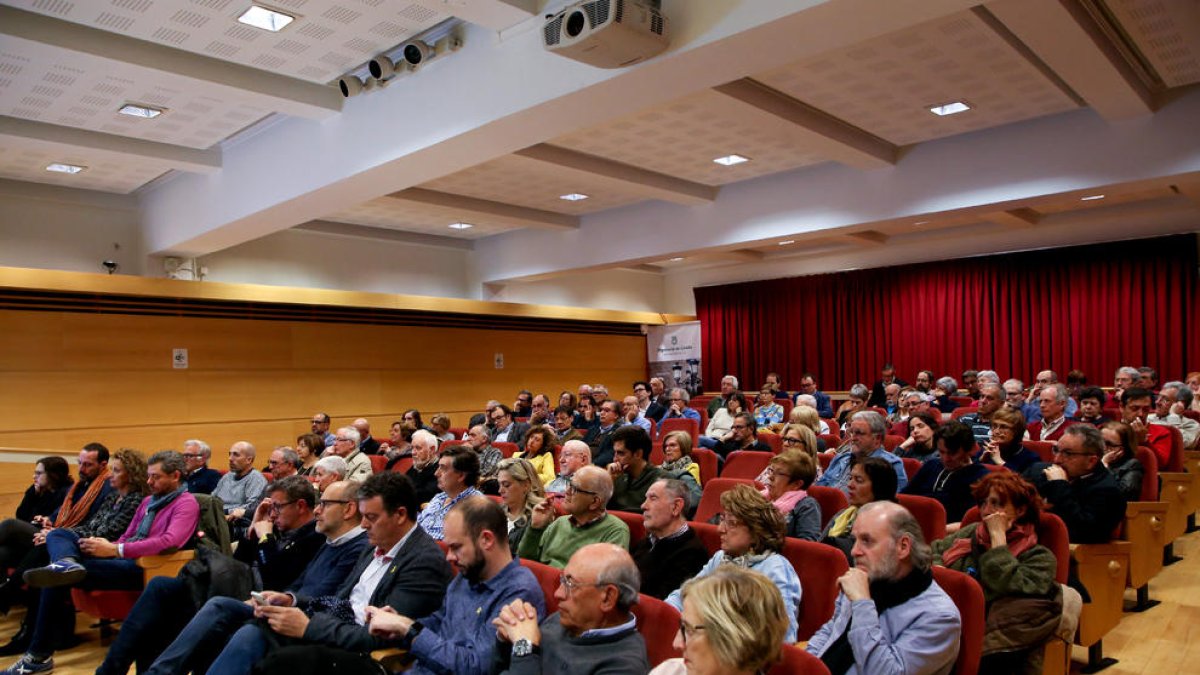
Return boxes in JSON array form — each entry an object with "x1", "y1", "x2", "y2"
[
  {"x1": 117, "y1": 103, "x2": 165, "y2": 119},
  {"x1": 913, "y1": 220, "x2": 930, "y2": 226},
  {"x1": 46, "y1": 163, "x2": 85, "y2": 174},
  {"x1": 668, "y1": 257, "x2": 684, "y2": 262},
  {"x1": 929, "y1": 101, "x2": 971, "y2": 116},
  {"x1": 713, "y1": 154, "x2": 750, "y2": 166},
  {"x1": 559, "y1": 193, "x2": 589, "y2": 201},
  {"x1": 448, "y1": 222, "x2": 474, "y2": 230},
  {"x1": 237, "y1": 5, "x2": 296, "y2": 32},
  {"x1": 778, "y1": 240, "x2": 796, "y2": 246},
  {"x1": 1080, "y1": 194, "x2": 1106, "y2": 201}
]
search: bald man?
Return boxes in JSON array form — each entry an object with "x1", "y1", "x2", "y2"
[{"x1": 517, "y1": 466, "x2": 629, "y2": 568}]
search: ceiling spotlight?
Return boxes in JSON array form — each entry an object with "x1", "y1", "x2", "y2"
[
  {"x1": 1080, "y1": 194, "x2": 1106, "y2": 201},
  {"x1": 449, "y1": 222, "x2": 474, "y2": 230},
  {"x1": 913, "y1": 220, "x2": 930, "y2": 226},
  {"x1": 778, "y1": 240, "x2": 795, "y2": 246},
  {"x1": 668, "y1": 257, "x2": 684, "y2": 262},
  {"x1": 238, "y1": 5, "x2": 296, "y2": 32},
  {"x1": 118, "y1": 103, "x2": 164, "y2": 119},
  {"x1": 929, "y1": 101, "x2": 971, "y2": 116},
  {"x1": 401, "y1": 40, "x2": 433, "y2": 67},
  {"x1": 713, "y1": 154, "x2": 749, "y2": 166},
  {"x1": 46, "y1": 163, "x2": 85, "y2": 174},
  {"x1": 338, "y1": 76, "x2": 364, "y2": 98},
  {"x1": 559, "y1": 193, "x2": 589, "y2": 201}
]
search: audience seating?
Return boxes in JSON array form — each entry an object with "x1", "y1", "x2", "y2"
[
  {"x1": 368, "y1": 454, "x2": 387, "y2": 473},
  {"x1": 493, "y1": 441, "x2": 520, "y2": 458},
  {"x1": 951, "y1": 406, "x2": 976, "y2": 420},
  {"x1": 766, "y1": 644, "x2": 833, "y2": 675},
  {"x1": 1123, "y1": 446, "x2": 1169, "y2": 610},
  {"x1": 71, "y1": 550, "x2": 196, "y2": 637},
  {"x1": 389, "y1": 456, "x2": 413, "y2": 474},
  {"x1": 721, "y1": 451, "x2": 772, "y2": 482},
  {"x1": 808, "y1": 486, "x2": 849, "y2": 530},
  {"x1": 817, "y1": 453, "x2": 833, "y2": 472},
  {"x1": 610, "y1": 508, "x2": 646, "y2": 546},
  {"x1": 820, "y1": 419, "x2": 838, "y2": 435},
  {"x1": 931, "y1": 566, "x2": 985, "y2": 675},
  {"x1": 689, "y1": 521, "x2": 722, "y2": 555},
  {"x1": 659, "y1": 417, "x2": 700, "y2": 444},
  {"x1": 631, "y1": 593, "x2": 683, "y2": 668},
  {"x1": 896, "y1": 494, "x2": 947, "y2": 543},
  {"x1": 883, "y1": 434, "x2": 905, "y2": 452},
  {"x1": 950, "y1": 396, "x2": 973, "y2": 407},
  {"x1": 1156, "y1": 425, "x2": 1193, "y2": 542},
  {"x1": 758, "y1": 431, "x2": 783, "y2": 454},
  {"x1": 782, "y1": 537, "x2": 848, "y2": 641},
  {"x1": 1022, "y1": 440, "x2": 1055, "y2": 463},
  {"x1": 448, "y1": 427, "x2": 467, "y2": 439},
  {"x1": 691, "y1": 448, "x2": 719, "y2": 485},
  {"x1": 519, "y1": 558, "x2": 561, "y2": 614},
  {"x1": 901, "y1": 458, "x2": 922, "y2": 482},
  {"x1": 694, "y1": 478, "x2": 755, "y2": 523}
]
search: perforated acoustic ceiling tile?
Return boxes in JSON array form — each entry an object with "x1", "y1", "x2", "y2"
[
  {"x1": 0, "y1": 142, "x2": 171, "y2": 193},
  {"x1": 7, "y1": 0, "x2": 449, "y2": 84},
  {"x1": 753, "y1": 10, "x2": 1080, "y2": 146},
  {"x1": 1104, "y1": 0, "x2": 1200, "y2": 87},
  {"x1": 326, "y1": 198, "x2": 517, "y2": 239}
]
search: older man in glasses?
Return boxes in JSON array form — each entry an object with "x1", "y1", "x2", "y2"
[{"x1": 517, "y1": 466, "x2": 629, "y2": 569}]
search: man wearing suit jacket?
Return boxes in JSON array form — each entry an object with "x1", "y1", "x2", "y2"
[
  {"x1": 353, "y1": 419, "x2": 382, "y2": 455},
  {"x1": 195, "y1": 472, "x2": 452, "y2": 675},
  {"x1": 867, "y1": 363, "x2": 908, "y2": 409},
  {"x1": 489, "y1": 405, "x2": 531, "y2": 446}
]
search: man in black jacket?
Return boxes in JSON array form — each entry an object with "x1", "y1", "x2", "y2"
[
  {"x1": 1023, "y1": 424, "x2": 1126, "y2": 544},
  {"x1": 630, "y1": 479, "x2": 707, "y2": 599}
]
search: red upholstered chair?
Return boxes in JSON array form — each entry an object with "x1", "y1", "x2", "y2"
[
  {"x1": 782, "y1": 537, "x2": 849, "y2": 641},
  {"x1": 691, "y1": 448, "x2": 719, "y2": 485},
  {"x1": 931, "y1": 566, "x2": 985, "y2": 675},
  {"x1": 767, "y1": 644, "x2": 832, "y2": 675},
  {"x1": 689, "y1": 395, "x2": 713, "y2": 413},
  {"x1": 1022, "y1": 441, "x2": 1055, "y2": 463},
  {"x1": 649, "y1": 441, "x2": 665, "y2": 466},
  {"x1": 883, "y1": 434, "x2": 905, "y2": 452},
  {"x1": 694, "y1": 478, "x2": 755, "y2": 523},
  {"x1": 610, "y1": 509, "x2": 647, "y2": 546},
  {"x1": 71, "y1": 550, "x2": 196, "y2": 633},
  {"x1": 721, "y1": 451, "x2": 772, "y2": 482},
  {"x1": 632, "y1": 594, "x2": 683, "y2": 667},
  {"x1": 867, "y1": 406, "x2": 888, "y2": 418},
  {"x1": 389, "y1": 456, "x2": 413, "y2": 474},
  {"x1": 1124, "y1": 446, "x2": 1168, "y2": 609},
  {"x1": 660, "y1": 417, "x2": 700, "y2": 444},
  {"x1": 900, "y1": 458, "x2": 922, "y2": 482},
  {"x1": 1183, "y1": 410, "x2": 1200, "y2": 422},
  {"x1": 493, "y1": 441, "x2": 520, "y2": 458},
  {"x1": 689, "y1": 521, "x2": 722, "y2": 556},
  {"x1": 818, "y1": 434, "x2": 843, "y2": 451},
  {"x1": 817, "y1": 453, "x2": 833, "y2": 472},
  {"x1": 368, "y1": 454, "x2": 387, "y2": 473},
  {"x1": 448, "y1": 427, "x2": 467, "y2": 440},
  {"x1": 896, "y1": 494, "x2": 947, "y2": 543},
  {"x1": 808, "y1": 486, "x2": 849, "y2": 530},
  {"x1": 519, "y1": 559, "x2": 561, "y2": 614},
  {"x1": 758, "y1": 431, "x2": 783, "y2": 454},
  {"x1": 961, "y1": 508, "x2": 1069, "y2": 583},
  {"x1": 951, "y1": 406, "x2": 976, "y2": 420},
  {"x1": 820, "y1": 419, "x2": 838, "y2": 436},
  {"x1": 951, "y1": 396, "x2": 973, "y2": 407}
]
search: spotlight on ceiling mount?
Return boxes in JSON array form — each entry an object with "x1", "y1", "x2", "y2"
[
  {"x1": 401, "y1": 40, "x2": 432, "y2": 68},
  {"x1": 338, "y1": 75, "x2": 363, "y2": 98}
]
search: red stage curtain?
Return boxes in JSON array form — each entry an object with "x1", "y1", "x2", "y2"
[{"x1": 695, "y1": 234, "x2": 1200, "y2": 391}]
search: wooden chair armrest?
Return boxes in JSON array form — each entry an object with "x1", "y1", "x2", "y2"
[
  {"x1": 136, "y1": 549, "x2": 195, "y2": 582},
  {"x1": 369, "y1": 647, "x2": 411, "y2": 671},
  {"x1": 1069, "y1": 541, "x2": 1132, "y2": 559}
]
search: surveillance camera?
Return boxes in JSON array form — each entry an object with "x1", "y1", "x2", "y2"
[
  {"x1": 400, "y1": 40, "x2": 432, "y2": 67},
  {"x1": 338, "y1": 75, "x2": 363, "y2": 98},
  {"x1": 368, "y1": 55, "x2": 395, "y2": 80},
  {"x1": 102, "y1": 260, "x2": 119, "y2": 274}
]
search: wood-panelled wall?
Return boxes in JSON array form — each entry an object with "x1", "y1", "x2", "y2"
[{"x1": 0, "y1": 309, "x2": 648, "y2": 456}]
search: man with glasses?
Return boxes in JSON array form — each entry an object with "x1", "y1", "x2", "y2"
[
  {"x1": 233, "y1": 476, "x2": 324, "y2": 589},
  {"x1": 310, "y1": 413, "x2": 335, "y2": 449},
  {"x1": 330, "y1": 427, "x2": 373, "y2": 483},
  {"x1": 181, "y1": 439, "x2": 220, "y2": 494},
  {"x1": 514, "y1": 390, "x2": 534, "y2": 419},
  {"x1": 583, "y1": 400, "x2": 623, "y2": 468},
  {"x1": 796, "y1": 372, "x2": 834, "y2": 419},
  {"x1": 492, "y1": 543, "x2": 648, "y2": 674},
  {"x1": 1148, "y1": 381, "x2": 1200, "y2": 449},
  {"x1": 518, "y1": 466, "x2": 629, "y2": 568},
  {"x1": 1120, "y1": 387, "x2": 1173, "y2": 467},
  {"x1": 1025, "y1": 424, "x2": 1126, "y2": 544},
  {"x1": 712, "y1": 412, "x2": 772, "y2": 459},
  {"x1": 815, "y1": 411, "x2": 908, "y2": 493},
  {"x1": 266, "y1": 447, "x2": 301, "y2": 480},
  {"x1": 546, "y1": 441, "x2": 591, "y2": 495},
  {"x1": 489, "y1": 404, "x2": 531, "y2": 446},
  {"x1": 959, "y1": 383, "x2": 1004, "y2": 448},
  {"x1": 528, "y1": 393, "x2": 552, "y2": 426},
  {"x1": 633, "y1": 380, "x2": 662, "y2": 422},
  {"x1": 656, "y1": 387, "x2": 702, "y2": 433},
  {"x1": 707, "y1": 375, "x2": 740, "y2": 417}
]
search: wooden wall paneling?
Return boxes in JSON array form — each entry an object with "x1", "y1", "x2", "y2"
[{"x1": 0, "y1": 312, "x2": 63, "y2": 370}]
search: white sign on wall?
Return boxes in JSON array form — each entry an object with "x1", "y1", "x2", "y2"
[{"x1": 646, "y1": 321, "x2": 703, "y2": 396}]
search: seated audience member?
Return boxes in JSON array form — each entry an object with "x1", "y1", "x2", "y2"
[
  {"x1": 515, "y1": 426, "x2": 557, "y2": 488},
  {"x1": 836, "y1": 384, "x2": 871, "y2": 427},
  {"x1": 465, "y1": 424, "x2": 502, "y2": 493},
  {"x1": 791, "y1": 401, "x2": 831, "y2": 436},
  {"x1": 963, "y1": 369, "x2": 981, "y2": 400},
  {"x1": 164, "y1": 472, "x2": 451, "y2": 675},
  {"x1": 513, "y1": 391, "x2": 534, "y2": 419},
  {"x1": 490, "y1": 404, "x2": 531, "y2": 446},
  {"x1": 932, "y1": 376, "x2": 960, "y2": 413},
  {"x1": 545, "y1": 440, "x2": 591, "y2": 495},
  {"x1": 329, "y1": 428, "x2": 373, "y2": 483},
  {"x1": 10, "y1": 452, "x2": 199, "y2": 675},
  {"x1": 707, "y1": 375, "x2": 739, "y2": 417},
  {"x1": 359, "y1": 497, "x2": 544, "y2": 675},
  {"x1": 33, "y1": 445, "x2": 113, "y2": 547},
  {"x1": 765, "y1": 372, "x2": 788, "y2": 399},
  {"x1": 1149, "y1": 381, "x2": 1200, "y2": 448},
  {"x1": 978, "y1": 407, "x2": 1040, "y2": 473},
  {"x1": 606, "y1": 427, "x2": 666, "y2": 514},
  {"x1": 266, "y1": 447, "x2": 301, "y2": 480},
  {"x1": 657, "y1": 387, "x2": 702, "y2": 432},
  {"x1": 592, "y1": 384, "x2": 610, "y2": 405},
  {"x1": 429, "y1": 413, "x2": 456, "y2": 442},
  {"x1": 959, "y1": 383, "x2": 1004, "y2": 448},
  {"x1": 651, "y1": 566, "x2": 788, "y2": 675},
  {"x1": 797, "y1": 372, "x2": 834, "y2": 419},
  {"x1": 583, "y1": 400, "x2": 622, "y2": 467},
  {"x1": 1066, "y1": 370, "x2": 1088, "y2": 401},
  {"x1": 181, "y1": 440, "x2": 220, "y2": 494},
  {"x1": 780, "y1": 421, "x2": 821, "y2": 462},
  {"x1": 904, "y1": 421, "x2": 990, "y2": 527},
  {"x1": 310, "y1": 412, "x2": 335, "y2": 449},
  {"x1": 491, "y1": 543, "x2": 648, "y2": 674},
  {"x1": 659, "y1": 430, "x2": 702, "y2": 485},
  {"x1": 700, "y1": 391, "x2": 746, "y2": 449},
  {"x1": 551, "y1": 405, "x2": 584, "y2": 444},
  {"x1": 1110, "y1": 367, "x2": 1139, "y2": 406},
  {"x1": 753, "y1": 387, "x2": 784, "y2": 429},
  {"x1": 406, "y1": 430, "x2": 441, "y2": 505},
  {"x1": 712, "y1": 412, "x2": 773, "y2": 458},
  {"x1": 868, "y1": 363, "x2": 907, "y2": 409},
  {"x1": 416, "y1": 445, "x2": 482, "y2": 541},
  {"x1": 933, "y1": 472, "x2": 1061, "y2": 674},
  {"x1": 807, "y1": 501, "x2": 961, "y2": 675},
  {"x1": 573, "y1": 395, "x2": 599, "y2": 430},
  {"x1": 1074, "y1": 387, "x2": 1111, "y2": 425},
  {"x1": 666, "y1": 485, "x2": 802, "y2": 642},
  {"x1": 294, "y1": 434, "x2": 324, "y2": 477},
  {"x1": 1100, "y1": 421, "x2": 1144, "y2": 501},
  {"x1": 816, "y1": 411, "x2": 908, "y2": 493},
  {"x1": 402, "y1": 409, "x2": 428, "y2": 433},
  {"x1": 1022, "y1": 424, "x2": 1127, "y2": 544},
  {"x1": 352, "y1": 418, "x2": 381, "y2": 455},
  {"x1": 0, "y1": 457, "x2": 71, "y2": 571},
  {"x1": 1026, "y1": 384, "x2": 1078, "y2": 442},
  {"x1": 1138, "y1": 367, "x2": 1159, "y2": 392},
  {"x1": 888, "y1": 389, "x2": 923, "y2": 433},
  {"x1": 1022, "y1": 371, "x2": 1080, "y2": 423},
  {"x1": 312, "y1": 456, "x2": 347, "y2": 493},
  {"x1": 379, "y1": 421, "x2": 414, "y2": 460},
  {"x1": 645, "y1": 378, "x2": 669, "y2": 421},
  {"x1": 761, "y1": 451, "x2": 821, "y2": 541},
  {"x1": 496, "y1": 458, "x2": 545, "y2": 555},
  {"x1": 1188, "y1": 372, "x2": 1200, "y2": 411},
  {"x1": 94, "y1": 476, "x2": 340, "y2": 675},
  {"x1": 517, "y1": 466, "x2": 629, "y2": 568},
  {"x1": 1119, "y1": 387, "x2": 1173, "y2": 468},
  {"x1": 632, "y1": 380, "x2": 657, "y2": 420},
  {"x1": 619, "y1": 395, "x2": 653, "y2": 434},
  {"x1": 884, "y1": 384, "x2": 906, "y2": 424},
  {"x1": 895, "y1": 411, "x2": 940, "y2": 463},
  {"x1": 821, "y1": 456, "x2": 900, "y2": 562},
  {"x1": 632, "y1": 479, "x2": 708, "y2": 600},
  {"x1": 914, "y1": 370, "x2": 935, "y2": 394}
]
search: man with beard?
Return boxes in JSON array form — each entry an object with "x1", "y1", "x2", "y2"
[{"x1": 806, "y1": 501, "x2": 961, "y2": 675}]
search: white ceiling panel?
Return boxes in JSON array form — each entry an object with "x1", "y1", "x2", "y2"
[
  {"x1": 1104, "y1": 0, "x2": 1200, "y2": 88},
  {"x1": 326, "y1": 197, "x2": 519, "y2": 239},
  {"x1": 0, "y1": 140, "x2": 170, "y2": 192}
]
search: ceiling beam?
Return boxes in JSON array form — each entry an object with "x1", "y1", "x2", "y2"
[
  {"x1": 0, "y1": 5, "x2": 342, "y2": 121},
  {"x1": 712, "y1": 78, "x2": 898, "y2": 170},
  {"x1": 981, "y1": 208, "x2": 1041, "y2": 228},
  {"x1": 295, "y1": 220, "x2": 476, "y2": 250},
  {"x1": 0, "y1": 116, "x2": 220, "y2": 174},
  {"x1": 726, "y1": 249, "x2": 767, "y2": 262},
  {"x1": 386, "y1": 187, "x2": 579, "y2": 230},
  {"x1": 515, "y1": 144, "x2": 718, "y2": 206},
  {"x1": 1172, "y1": 182, "x2": 1200, "y2": 208},
  {"x1": 983, "y1": 0, "x2": 1154, "y2": 120},
  {"x1": 830, "y1": 231, "x2": 890, "y2": 246}
]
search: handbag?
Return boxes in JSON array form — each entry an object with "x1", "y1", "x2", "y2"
[{"x1": 177, "y1": 545, "x2": 255, "y2": 611}]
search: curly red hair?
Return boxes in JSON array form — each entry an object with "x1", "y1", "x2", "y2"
[{"x1": 970, "y1": 471, "x2": 1044, "y2": 525}]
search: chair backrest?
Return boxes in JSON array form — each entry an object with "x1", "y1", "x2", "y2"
[
  {"x1": 649, "y1": 441, "x2": 665, "y2": 466},
  {"x1": 962, "y1": 507, "x2": 1069, "y2": 583},
  {"x1": 631, "y1": 593, "x2": 683, "y2": 667},
  {"x1": 818, "y1": 434, "x2": 843, "y2": 451},
  {"x1": 783, "y1": 537, "x2": 849, "y2": 641},
  {"x1": 1165, "y1": 424, "x2": 1185, "y2": 471},
  {"x1": 896, "y1": 494, "x2": 947, "y2": 543},
  {"x1": 691, "y1": 448, "x2": 719, "y2": 485},
  {"x1": 448, "y1": 427, "x2": 467, "y2": 440},
  {"x1": 817, "y1": 453, "x2": 833, "y2": 472},
  {"x1": 900, "y1": 457, "x2": 922, "y2": 481},
  {"x1": 689, "y1": 395, "x2": 713, "y2": 412},
  {"x1": 493, "y1": 441, "x2": 520, "y2": 458},
  {"x1": 820, "y1": 419, "x2": 839, "y2": 435},
  {"x1": 610, "y1": 509, "x2": 647, "y2": 546},
  {"x1": 931, "y1": 566, "x2": 984, "y2": 675},
  {"x1": 867, "y1": 406, "x2": 889, "y2": 418},
  {"x1": 368, "y1": 455, "x2": 387, "y2": 474},
  {"x1": 1135, "y1": 445, "x2": 1159, "y2": 501},
  {"x1": 758, "y1": 431, "x2": 783, "y2": 454},
  {"x1": 807, "y1": 486, "x2": 849, "y2": 530},
  {"x1": 694, "y1": 478, "x2": 755, "y2": 523},
  {"x1": 660, "y1": 417, "x2": 700, "y2": 443},
  {"x1": 1022, "y1": 441, "x2": 1055, "y2": 463},
  {"x1": 766, "y1": 644, "x2": 833, "y2": 675},
  {"x1": 519, "y1": 558, "x2": 561, "y2": 614},
  {"x1": 951, "y1": 396, "x2": 973, "y2": 407},
  {"x1": 883, "y1": 434, "x2": 905, "y2": 452},
  {"x1": 1183, "y1": 410, "x2": 1200, "y2": 422},
  {"x1": 950, "y1": 406, "x2": 976, "y2": 420},
  {"x1": 721, "y1": 451, "x2": 772, "y2": 481},
  {"x1": 390, "y1": 456, "x2": 413, "y2": 474},
  {"x1": 689, "y1": 521, "x2": 722, "y2": 555}
]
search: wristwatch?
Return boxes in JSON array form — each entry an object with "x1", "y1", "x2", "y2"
[{"x1": 512, "y1": 638, "x2": 539, "y2": 658}]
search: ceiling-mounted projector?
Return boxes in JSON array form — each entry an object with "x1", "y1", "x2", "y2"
[{"x1": 543, "y1": 0, "x2": 668, "y2": 69}]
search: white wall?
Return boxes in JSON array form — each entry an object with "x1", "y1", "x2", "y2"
[
  {"x1": 484, "y1": 268, "x2": 667, "y2": 314},
  {"x1": 0, "y1": 189, "x2": 143, "y2": 275}
]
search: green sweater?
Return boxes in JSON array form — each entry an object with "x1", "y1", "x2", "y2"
[
  {"x1": 517, "y1": 513, "x2": 630, "y2": 568},
  {"x1": 931, "y1": 522, "x2": 1058, "y2": 602}
]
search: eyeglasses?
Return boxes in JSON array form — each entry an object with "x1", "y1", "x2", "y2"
[
  {"x1": 765, "y1": 467, "x2": 791, "y2": 481},
  {"x1": 782, "y1": 437, "x2": 805, "y2": 446},
  {"x1": 1052, "y1": 448, "x2": 1095, "y2": 458},
  {"x1": 559, "y1": 573, "x2": 604, "y2": 595},
  {"x1": 565, "y1": 482, "x2": 598, "y2": 497},
  {"x1": 317, "y1": 499, "x2": 350, "y2": 508},
  {"x1": 269, "y1": 500, "x2": 297, "y2": 512},
  {"x1": 716, "y1": 513, "x2": 743, "y2": 527},
  {"x1": 731, "y1": 424, "x2": 749, "y2": 430},
  {"x1": 990, "y1": 423, "x2": 1015, "y2": 431},
  {"x1": 335, "y1": 437, "x2": 354, "y2": 443},
  {"x1": 847, "y1": 429, "x2": 871, "y2": 437},
  {"x1": 182, "y1": 453, "x2": 203, "y2": 459},
  {"x1": 679, "y1": 619, "x2": 706, "y2": 644}
]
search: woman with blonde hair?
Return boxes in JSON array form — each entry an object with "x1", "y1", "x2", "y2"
[
  {"x1": 788, "y1": 406, "x2": 829, "y2": 450},
  {"x1": 650, "y1": 566, "x2": 788, "y2": 675},
  {"x1": 760, "y1": 451, "x2": 821, "y2": 541},
  {"x1": 495, "y1": 457, "x2": 545, "y2": 555}
]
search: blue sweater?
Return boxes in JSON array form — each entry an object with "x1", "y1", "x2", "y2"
[{"x1": 288, "y1": 529, "x2": 369, "y2": 597}]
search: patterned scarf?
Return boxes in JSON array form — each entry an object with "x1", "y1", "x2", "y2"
[
  {"x1": 721, "y1": 550, "x2": 772, "y2": 569},
  {"x1": 826, "y1": 506, "x2": 859, "y2": 538},
  {"x1": 54, "y1": 467, "x2": 110, "y2": 528},
  {"x1": 941, "y1": 521, "x2": 1038, "y2": 567},
  {"x1": 660, "y1": 457, "x2": 695, "y2": 475}
]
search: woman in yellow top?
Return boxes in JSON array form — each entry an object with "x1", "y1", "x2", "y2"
[{"x1": 515, "y1": 425, "x2": 557, "y2": 487}]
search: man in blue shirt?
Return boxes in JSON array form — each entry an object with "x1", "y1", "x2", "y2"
[
  {"x1": 656, "y1": 388, "x2": 702, "y2": 433},
  {"x1": 366, "y1": 496, "x2": 544, "y2": 674},
  {"x1": 797, "y1": 373, "x2": 834, "y2": 419},
  {"x1": 816, "y1": 411, "x2": 908, "y2": 493}
]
